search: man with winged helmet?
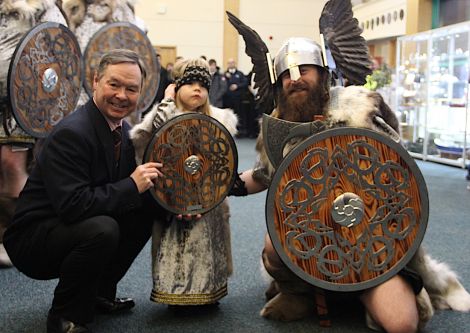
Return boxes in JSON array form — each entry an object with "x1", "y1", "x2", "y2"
[{"x1": 227, "y1": 1, "x2": 470, "y2": 331}]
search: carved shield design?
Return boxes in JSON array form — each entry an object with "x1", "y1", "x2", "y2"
[
  {"x1": 83, "y1": 22, "x2": 159, "y2": 114},
  {"x1": 8, "y1": 22, "x2": 83, "y2": 138},
  {"x1": 144, "y1": 113, "x2": 238, "y2": 215},
  {"x1": 266, "y1": 127, "x2": 428, "y2": 292}
]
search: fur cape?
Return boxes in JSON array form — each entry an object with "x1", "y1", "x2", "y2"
[{"x1": 255, "y1": 85, "x2": 470, "y2": 329}]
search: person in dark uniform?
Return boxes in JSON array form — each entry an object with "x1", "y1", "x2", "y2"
[
  {"x1": 223, "y1": 58, "x2": 248, "y2": 137},
  {"x1": 4, "y1": 49, "x2": 164, "y2": 333},
  {"x1": 154, "y1": 53, "x2": 172, "y2": 105}
]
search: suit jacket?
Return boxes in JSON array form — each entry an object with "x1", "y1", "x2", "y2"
[{"x1": 8, "y1": 99, "x2": 145, "y2": 232}]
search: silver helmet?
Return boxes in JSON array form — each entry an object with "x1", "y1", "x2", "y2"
[{"x1": 274, "y1": 37, "x2": 325, "y2": 81}]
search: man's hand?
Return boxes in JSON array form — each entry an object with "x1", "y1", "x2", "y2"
[
  {"x1": 229, "y1": 83, "x2": 238, "y2": 91},
  {"x1": 130, "y1": 162, "x2": 163, "y2": 193}
]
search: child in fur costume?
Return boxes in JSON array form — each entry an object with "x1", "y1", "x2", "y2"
[{"x1": 130, "y1": 58, "x2": 238, "y2": 306}]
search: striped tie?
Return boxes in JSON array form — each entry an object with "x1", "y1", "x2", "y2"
[{"x1": 112, "y1": 126, "x2": 122, "y2": 164}]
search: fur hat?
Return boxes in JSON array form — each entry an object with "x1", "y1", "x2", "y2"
[{"x1": 175, "y1": 65, "x2": 211, "y2": 92}]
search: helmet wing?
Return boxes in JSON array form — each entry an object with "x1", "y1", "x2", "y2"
[
  {"x1": 320, "y1": 0, "x2": 372, "y2": 85},
  {"x1": 226, "y1": 11, "x2": 275, "y2": 115}
]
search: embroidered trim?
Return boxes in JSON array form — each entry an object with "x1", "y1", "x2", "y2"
[
  {"x1": 175, "y1": 65, "x2": 211, "y2": 92},
  {"x1": 150, "y1": 285, "x2": 228, "y2": 305}
]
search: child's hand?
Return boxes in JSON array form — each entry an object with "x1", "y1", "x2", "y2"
[
  {"x1": 164, "y1": 83, "x2": 176, "y2": 100},
  {"x1": 176, "y1": 213, "x2": 202, "y2": 222}
]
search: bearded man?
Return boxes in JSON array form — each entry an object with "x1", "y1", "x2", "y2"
[{"x1": 231, "y1": 37, "x2": 470, "y2": 333}]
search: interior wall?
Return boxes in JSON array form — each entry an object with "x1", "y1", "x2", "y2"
[
  {"x1": 236, "y1": 0, "x2": 327, "y2": 73},
  {"x1": 135, "y1": 0, "x2": 226, "y2": 67},
  {"x1": 135, "y1": 0, "x2": 327, "y2": 73}
]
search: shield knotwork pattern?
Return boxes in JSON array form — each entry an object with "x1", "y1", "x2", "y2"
[
  {"x1": 8, "y1": 22, "x2": 82, "y2": 138},
  {"x1": 266, "y1": 127, "x2": 428, "y2": 292},
  {"x1": 143, "y1": 113, "x2": 238, "y2": 215},
  {"x1": 83, "y1": 22, "x2": 159, "y2": 114}
]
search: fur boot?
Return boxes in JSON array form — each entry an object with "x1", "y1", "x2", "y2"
[
  {"x1": 260, "y1": 249, "x2": 316, "y2": 321},
  {"x1": 409, "y1": 246, "x2": 470, "y2": 312}
]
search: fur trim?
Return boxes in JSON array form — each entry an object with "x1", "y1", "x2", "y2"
[
  {"x1": 409, "y1": 247, "x2": 470, "y2": 312},
  {"x1": 327, "y1": 86, "x2": 399, "y2": 134},
  {"x1": 328, "y1": 86, "x2": 376, "y2": 128},
  {"x1": 88, "y1": 0, "x2": 115, "y2": 22},
  {"x1": 61, "y1": 0, "x2": 86, "y2": 30},
  {"x1": 0, "y1": 0, "x2": 56, "y2": 21},
  {"x1": 416, "y1": 288, "x2": 434, "y2": 330},
  {"x1": 209, "y1": 106, "x2": 238, "y2": 136}
]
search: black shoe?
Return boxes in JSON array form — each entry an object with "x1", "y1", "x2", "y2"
[
  {"x1": 47, "y1": 311, "x2": 90, "y2": 333},
  {"x1": 95, "y1": 297, "x2": 135, "y2": 314}
]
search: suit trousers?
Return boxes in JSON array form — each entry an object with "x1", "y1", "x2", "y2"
[{"x1": 4, "y1": 211, "x2": 153, "y2": 324}]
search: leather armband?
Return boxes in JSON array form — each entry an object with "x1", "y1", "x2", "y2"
[{"x1": 229, "y1": 173, "x2": 248, "y2": 196}]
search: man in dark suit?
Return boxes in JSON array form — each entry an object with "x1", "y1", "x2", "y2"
[{"x1": 3, "y1": 49, "x2": 164, "y2": 333}]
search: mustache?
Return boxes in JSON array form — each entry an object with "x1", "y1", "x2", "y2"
[
  {"x1": 286, "y1": 83, "x2": 309, "y2": 94},
  {"x1": 277, "y1": 83, "x2": 329, "y2": 122}
]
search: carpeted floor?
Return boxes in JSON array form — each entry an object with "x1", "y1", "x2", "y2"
[{"x1": 1, "y1": 138, "x2": 469, "y2": 333}]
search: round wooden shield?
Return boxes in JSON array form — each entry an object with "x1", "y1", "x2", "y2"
[
  {"x1": 7, "y1": 22, "x2": 83, "y2": 138},
  {"x1": 83, "y1": 22, "x2": 159, "y2": 114},
  {"x1": 144, "y1": 113, "x2": 238, "y2": 215},
  {"x1": 266, "y1": 127, "x2": 428, "y2": 292}
]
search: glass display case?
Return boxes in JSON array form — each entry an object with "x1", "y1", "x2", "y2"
[{"x1": 395, "y1": 21, "x2": 470, "y2": 167}]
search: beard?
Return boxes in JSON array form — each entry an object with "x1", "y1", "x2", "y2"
[{"x1": 277, "y1": 81, "x2": 329, "y2": 122}]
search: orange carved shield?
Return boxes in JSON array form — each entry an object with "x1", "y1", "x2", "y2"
[
  {"x1": 8, "y1": 22, "x2": 82, "y2": 137},
  {"x1": 266, "y1": 127, "x2": 428, "y2": 291},
  {"x1": 143, "y1": 113, "x2": 238, "y2": 215}
]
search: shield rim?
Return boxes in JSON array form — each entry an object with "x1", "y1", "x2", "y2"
[
  {"x1": 7, "y1": 22, "x2": 83, "y2": 138},
  {"x1": 143, "y1": 112, "x2": 239, "y2": 215},
  {"x1": 82, "y1": 22, "x2": 159, "y2": 114},
  {"x1": 266, "y1": 126, "x2": 429, "y2": 292}
]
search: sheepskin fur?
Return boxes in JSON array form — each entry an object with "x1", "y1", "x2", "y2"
[{"x1": 0, "y1": 0, "x2": 57, "y2": 21}]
